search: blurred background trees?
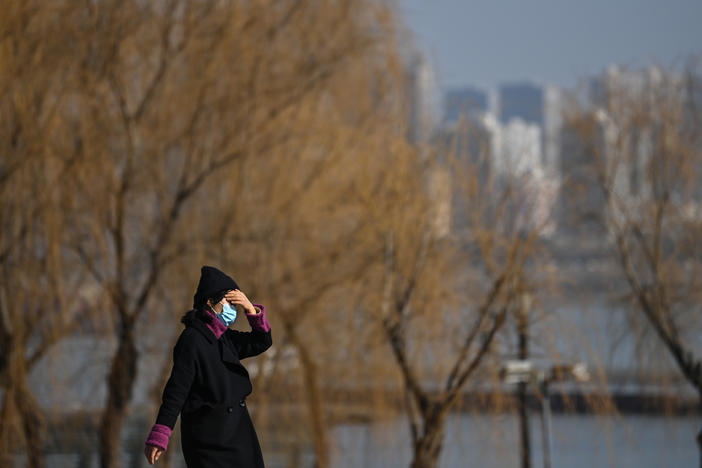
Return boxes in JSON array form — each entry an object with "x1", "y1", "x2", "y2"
[
  {"x1": 563, "y1": 61, "x2": 702, "y2": 467},
  {"x1": 1, "y1": 1, "x2": 700, "y2": 468}
]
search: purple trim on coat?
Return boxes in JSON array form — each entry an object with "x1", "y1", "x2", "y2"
[
  {"x1": 203, "y1": 307, "x2": 228, "y2": 339},
  {"x1": 246, "y1": 303, "x2": 271, "y2": 332},
  {"x1": 145, "y1": 423, "x2": 171, "y2": 451}
]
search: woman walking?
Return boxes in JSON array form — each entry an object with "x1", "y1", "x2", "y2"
[{"x1": 144, "y1": 265, "x2": 272, "y2": 467}]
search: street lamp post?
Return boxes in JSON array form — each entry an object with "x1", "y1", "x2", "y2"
[
  {"x1": 516, "y1": 292, "x2": 533, "y2": 468},
  {"x1": 500, "y1": 362, "x2": 590, "y2": 468},
  {"x1": 538, "y1": 377, "x2": 553, "y2": 468}
]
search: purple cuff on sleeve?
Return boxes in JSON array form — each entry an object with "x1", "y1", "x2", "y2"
[
  {"x1": 145, "y1": 423, "x2": 171, "y2": 451},
  {"x1": 246, "y1": 303, "x2": 271, "y2": 332}
]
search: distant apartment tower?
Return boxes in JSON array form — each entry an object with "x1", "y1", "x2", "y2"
[
  {"x1": 443, "y1": 87, "x2": 489, "y2": 122},
  {"x1": 405, "y1": 52, "x2": 441, "y2": 146},
  {"x1": 403, "y1": 49, "x2": 449, "y2": 236},
  {"x1": 432, "y1": 115, "x2": 493, "y2": 236},
  {"x1": 445, "y1": 82, "x2": 563, "y2": 175},
  {"x1": 557, "y1": 65, "x2": 701, "y2": 234},
  {"x1": 497, "y1": 82, "x2": 563, "y2": 174},
  {"x1": 440, "y1": 82, "x2": 561, "y2": 236},
  {"x1": 498, "y1": 83, "x2": 544, "y2": 126}
]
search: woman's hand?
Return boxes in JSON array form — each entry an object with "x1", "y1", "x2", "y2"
[
  {"x1": 144, "y1": 445, "x2": 164, "y2": 464},
  {"x1": 225, "y1": 289, "x2": 256, "y2": 314}
]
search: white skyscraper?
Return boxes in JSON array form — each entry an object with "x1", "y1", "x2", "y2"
[
  {"x1": 405, "y1": 51, "x2": 441, "y2": 145},
  {"x1": 544, "y1": 85, "x2": 563, "y2": 176}
]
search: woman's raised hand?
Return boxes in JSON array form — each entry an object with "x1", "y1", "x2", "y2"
[
  {"x1": 225, "y1": 289, "x2": 256, "y2": 314},
  {"x1": 144, "y1": 444, "x2": 164, "y2": 465}
]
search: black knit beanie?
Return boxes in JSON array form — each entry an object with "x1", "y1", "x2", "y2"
[{"x1": 192, "y1": 265, "x2": 240, "y2": 308}]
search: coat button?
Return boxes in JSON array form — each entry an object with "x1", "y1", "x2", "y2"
[
  {"x1": 239, "y1": 399, "x2": 246, "y2": 407},
  {"x1": 227, "y1": 406, "x2": 233, "y2": 413}
]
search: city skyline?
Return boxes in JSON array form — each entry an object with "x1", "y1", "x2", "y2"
[{"x1": 399, "y1": 0, "x2": 702, "y2": 90}]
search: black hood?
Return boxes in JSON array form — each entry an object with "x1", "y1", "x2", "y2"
[
  {"x1": 192, "y1": 265, "x2": 240, "y2": 308},
  {"x1": 179, "y1": 308, "x2": 219, "y2": 343},
  {"x1": 181, "y1": 308, "x2": 201, "y2": 325},
  {"x1": 181, "y1": 305, "x2": 218, "y2": 325}
]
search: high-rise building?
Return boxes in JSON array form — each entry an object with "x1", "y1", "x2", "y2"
[
  {"x1": 405, "y1": 51, "x2": 441, "y2": 145},
  {"x1": 498, "y1": 82, "x2": 545, "y2": 127},
  {"x1": 543, "y1": 85, "x2": 563, "y2": 174},
  {"x1": 442, "y1": 87, "x2": 488, "y2": 124}
]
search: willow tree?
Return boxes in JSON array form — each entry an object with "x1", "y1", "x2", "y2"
[
  {"x1": 185, "y1": 4, "x2": 414, "y2": 466},
  {"x1": 27, "y1": 1, "x2": 414, "y2": 467},
  {"x1": 347, "y1": 110, "x2": 548, "y2": 467},
  {"x1": 0, "y1": 4, "x2": 96, "y2": 467},
  {"x1": 564, "y1": 63, "x2": 702, "y2": 467}
]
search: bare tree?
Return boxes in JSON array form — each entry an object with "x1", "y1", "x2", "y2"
[
  {"x1": 0, "y1": 4, "x2": 97, "y2": 466},
  {"x1": 564, "y1": 61, "x2": 702, "y2": 467},
  {"x1": 347, "y1": 116, "x2": 546, "y2": 467},
  {"x1": 200, "y1": 14, "x2": 408, "y2": 465},
  {"x1": 36, "y1": 1, "x2": 410, "y2": 467}
]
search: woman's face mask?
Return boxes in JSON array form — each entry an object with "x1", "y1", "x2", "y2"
[{"x1": 214, "y1": 298, "x2": 237, "y2": 326}]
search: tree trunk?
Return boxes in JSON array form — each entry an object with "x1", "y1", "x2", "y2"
[
  {"x1": 410, "y1": 410, "x2": 448, "y2": 468},
  {"x1": 0, "y1": 340, "x2": 46, "y2": 468},
  {"x1": 99, "y1": 325, "x2": 138, "y2": 468},
  {"x1": 14, "y1": 376, "x2": 46, "y2": 468},
  {"x1": 287, "y1": 325, "x2": 329, "y2": 468},
  {"x1": 0, "y1": 385, "x2": 17, "y2": 466}
]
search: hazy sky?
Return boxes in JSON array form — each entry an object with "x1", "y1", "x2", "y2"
[{"x1": 399, "y1": 0, "x2": 702, "y2": 90}]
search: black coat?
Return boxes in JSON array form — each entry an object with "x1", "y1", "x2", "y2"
[{"x1": 155, "y1": 309, "x2": 273, "y2": 468}]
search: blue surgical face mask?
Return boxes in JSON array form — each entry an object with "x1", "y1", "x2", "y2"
[{"x1": 214, "y1": 300, "x2": 237, "y2": 327}]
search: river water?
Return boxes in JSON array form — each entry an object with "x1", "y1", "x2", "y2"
[
  {"x1": 326, "y1": 413, "x2": 697, "y2": 468},
  {"x1": 27, "y1": 412, "x2": 696, "y2": 468},
  {"x1": 18, "y1": 293, "x2": 699, "y2": 468}
]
